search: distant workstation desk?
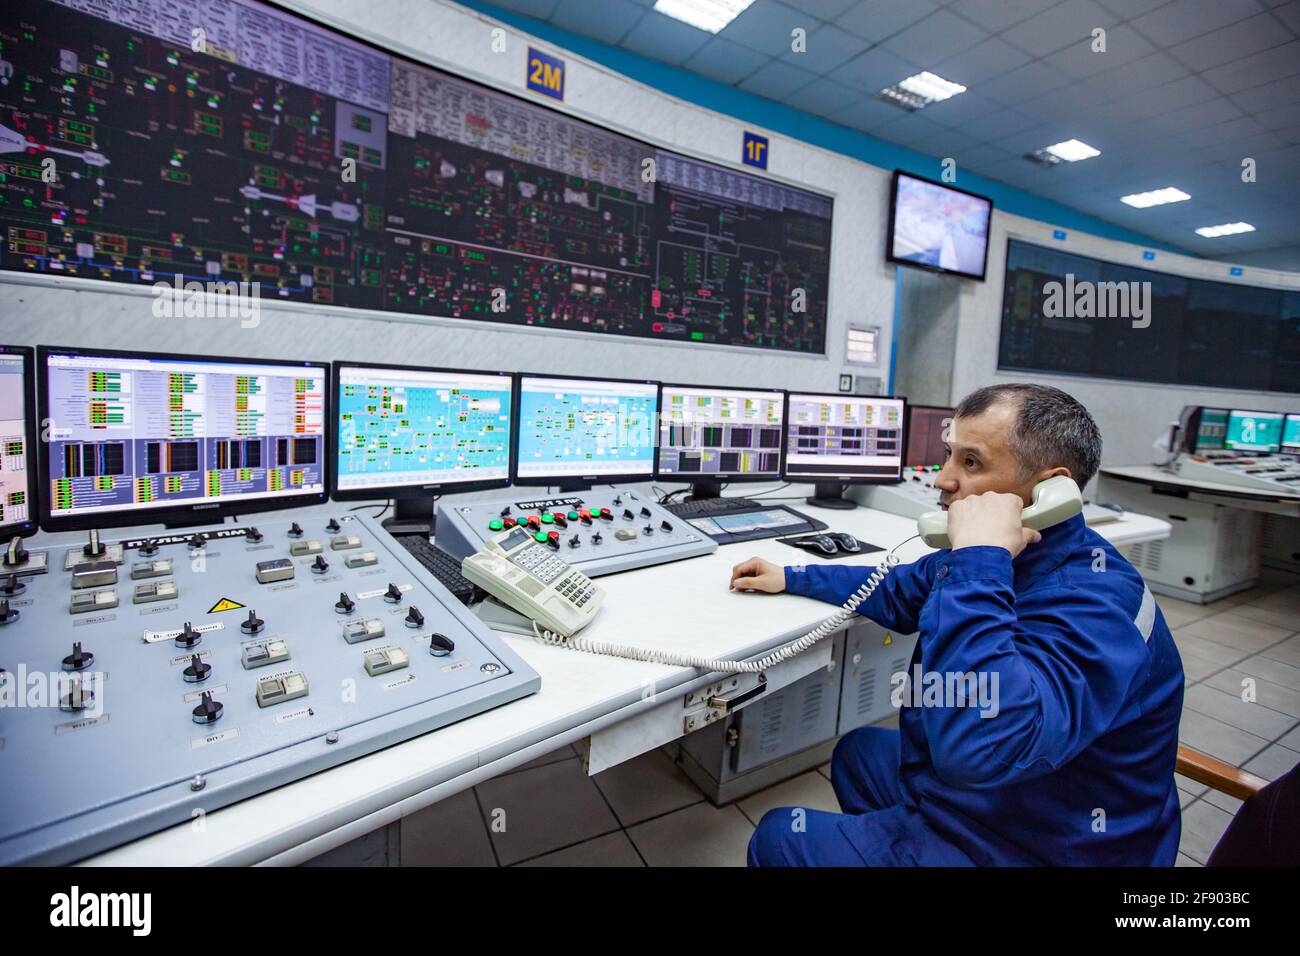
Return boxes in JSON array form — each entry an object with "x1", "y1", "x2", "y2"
[
  {"x1": 1099, "y1": 465, "x2": 1300, "y2": 605},
  {"x1": 82, "y1": 484, "x2": 1171, "y2": 866}
]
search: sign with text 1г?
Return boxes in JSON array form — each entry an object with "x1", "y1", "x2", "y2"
[
  {"x1": 742, "y1": 131, "x2": 769, "y2": 170},
  {"x1": 527, "y1": 47, "x2": 565, "y2": 101}
]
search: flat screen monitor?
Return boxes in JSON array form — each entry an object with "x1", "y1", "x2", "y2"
[
  {"x1": 1190, "y1": 407, "x2": 1228, "y2": 452},
  {"x1": 905, "y1": 404, "x2": 953, "y2": 468},
  {"x1": 656, "y1": 384, "x2": 785, "y2": 483},
  {"x1": 887, "y1": 170, "x2": 993, "y2": 281},
  {"x1": 783, "y1": 394, "x2": 905, "y2": 482},
  {"x1": 38, "y1": 347, "x2": 329, "y2": 531},
  {"x1": 1224, "y1": 409, "x2": 1283, "y2": 454},
  {"x1": 1283, "y1": 413, "x2": 1300, "y2": 453},
  {"x1": 514, "y1": 374, "x2": 658, "y2": 487},
  {"x1": 0, "y1": 345, "x2": 38, "y2": 538},
  {"x1": 333, "y1": 362, "x2": 513, "y2": 499}
]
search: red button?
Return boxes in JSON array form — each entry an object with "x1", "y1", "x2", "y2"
[
  {"x1": 553, "y1": 513, "x2": 567, "y2": 528},
  {"x1": 546, "y1": 531, "x2": 560, "y2": 548},
  {"x1": 598, "y1": 508, "x2": 612, "y2": 520},
  {"x1": 579, "y1": 510, "x2": 592, "y2": 523},
  {"x1": 527, "y1": 516, "x2": 541, "y2": 529},
  {"x1": 503, "y1": 517, "x2": 517, "y2": 528}
]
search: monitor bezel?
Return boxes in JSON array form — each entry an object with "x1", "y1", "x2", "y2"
[
  {"x1": 1283, "y1": 412, "x2": 1300, "y2": 453},
  {"x1": 903, "y1": 403, "x2": 955, "y2": 468},
  {"x1": 37, "y1": 345, "x2": 331, "y2": 532},
  {"x1": 331, "y1": 360, "x2": 515, "y2": 502},
  {"x1": 0, "y1": 345, "x2": 39, "y2": 539},
  {"x1": 654, "y1": 381, "x2": 787, "y2": 484},
  {"x1": 781, "y1": 390, "x2": 907, "y2": 485},
  {"x1": 886, "y1": 169, "x2": 993, "y2": 282},
  {"x1": 1224, "y1": 407, "x2": 1284, "y2": 454},
  {"x1": 512, "y1": 370, "x2": 661, "y2": 487}
]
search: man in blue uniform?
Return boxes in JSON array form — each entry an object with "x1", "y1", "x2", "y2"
[{"x1": 732, "y1": 384, "x2": 1183, "y2": 866}]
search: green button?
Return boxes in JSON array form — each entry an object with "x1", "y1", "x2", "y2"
[
  {"x1": 540, "y1": 513, "x2": 554, "y2": 524},
  {"x1": 568, "y1": 511, "x2": 580, "y2": 520},
  {"x1": 488, "y1": 519, "x2": 504, "y2": 531},
  {"x1": 534, "y1": 532, "x2": 548, "y2": 543}
]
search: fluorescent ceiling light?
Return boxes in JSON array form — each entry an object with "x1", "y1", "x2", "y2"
[
  {"x1": 1195, "y1": 222, "x2": 1255, "y2": 238},
  {"x1": 1041, "y1": 139, "x2": 1100, "y2": 162},
  {"x1": 877, "y1": 72, "x2": 966, "y2": 111},
  {"x1": 1120, "y1": 187, "x2": 1191, "y2": 208},
  {"x1": 653, "y1": 0, "x2": 756, "y2": 33}
]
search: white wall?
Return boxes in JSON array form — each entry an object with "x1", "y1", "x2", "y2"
[
  {"x1": 0, "y1": 0, "x2": 895, "y2": 393},
  {"x1": 952, "y1": 212, "x2": 1300, "y2": 471}
]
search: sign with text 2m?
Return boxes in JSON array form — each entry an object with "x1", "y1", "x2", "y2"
[
  {"x1": 527, "y1": 47, "x2": 565, "y2": 101},
  {"x1": 742, "y1": 131, "x2": 769, "y2": 170}
]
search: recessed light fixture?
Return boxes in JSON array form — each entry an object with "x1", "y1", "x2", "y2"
[
  {"x1": 653, "y1": 0, "x2": 756, "y2": 34},
  {"x1": 877, "y1": 72, "x2": 966, "y2": 111},
  {"x1": 1195, "y1": 222, "x2": 1255, "y2": 238},
  {"x1": 1029, "y1": 139, "x2": 1101, "y2": 166},
  {"x1": 1120, "y1": 187, "x2": 1191, "y2": 208}
]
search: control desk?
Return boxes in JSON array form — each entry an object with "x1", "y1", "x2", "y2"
[{"x1": 0, "y1": 513, "x2": 539, "y2": 866}]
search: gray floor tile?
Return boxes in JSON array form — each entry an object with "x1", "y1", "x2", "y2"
[
  {"x1": 1175, "y1": 772, "x2": 1207, "y2": 798},
  {"x1": 1158, "y1": 597, "x2": 1216, "y2": 629},
  {"x1": 1175, "y1": 852, "x2": 1201, "y2": 867},
  {"x1": 592, "y1": 748, "x2": 704, "y2": 827},
  {"x1": 1179, "y1": 800, "x2": 1233, "y2": 864},
  {"x1": 1242, "y1": 744, "x2": 1300, "y2": 782},
  {"x1": 817, "y1": 760, "x2": 832, "y2": 779},
  {"x1": 400, "y1": 788, "x2": 498, "y2": 867},
  {"x1": 1177, "y1": 709, "x2": 1269, "y2": 766},
  {"x1": 1202, "y1": 668, "x2": 1300, "y2": 719},
  {"x1": 1222, "y1": 601, "x2": 1300, "y2": 632},
  {"x1": 1182, "y1": 684, "x2": 1298, "y2": 740},
  {"x1": 1182, "y1": 611, "x2": 1295, "y2": 655},
  {"x1": 736, "y1": 771, "x2": 841, "y2": 825},
  {"x1": 1246, "y1": 588, "x2": 1300, "y2": 614},
  {"x1": 1279, "y1": 724, "x2": 1300, "y2": 751},
  {"x1": 476, "y1": 756, "x2": 620, "y2": 865},
  {"x1": 517, "y1": 831, "x2": 645, "y2": 867},
  {"x1": 1180, "y1": 653, "x2": 1221, "y2": 683},
  {"x1": 1172, "y1": 631, "x2": 1250, "y2": 669},
  {"x1": 1178, "y1": 788, "x2": 1196, "y2": 809},
  {"x1": 1236, "y1": 654, "x2": 1300, "y2": 692},
  {"x1": 1261, "y1": 635, "x2": 1300, "y2": 669},
  {"x1": 1201, "y1": 787, "x2": 1244, "y2": 817},
  {"x1": 1217, "y1": 588, "x2": 1268, "y2": 606},
  {"x1": 627, "y1": 802, "x2": 755, "y2": 867}
]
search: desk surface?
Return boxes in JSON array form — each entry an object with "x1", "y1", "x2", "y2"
[
  {"x1": 1101, "y1": 465, "x2": 1300, "y2": 516},
  {"x1": 81, "y1": 484, "x2": 1171, "y2": 866}
]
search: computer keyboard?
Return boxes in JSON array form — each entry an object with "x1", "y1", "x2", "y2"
[
  {"x1": 397, "y1": 535, "x2": 478, "y2": 606},
  {"x1": 663, "y1": 496, "x2": 765, "y2": 518}
]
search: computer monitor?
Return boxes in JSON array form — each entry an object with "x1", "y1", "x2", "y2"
[
  {"x1": 1283, "y1": 413, "x2": 1300, "y2": 453},
  {"x1": 332, "y1": 362, "x2": 514, "y2": 534},
  {"x1": 1224, "y1": 409, "x2": 1283, "y2": 454},
  {"x1": 1186, "y1": 407, "x2": 1229, "y2": 452},
  {"x1": 38, "y1": 346, "x2": 329, "y2": 532},
  {"x1": 514, "y1": 373, "x2": 658, "y2": 490},
  {"x1": 657, "y1": 383, "x2": 785, "y2": 499},
  {"x1": 905, "y1": 404, "x2": 954, "y2": 468},
  {"x1": 783, "y1": 393, "x2": 906, "y2": 509},
  {"x1": 0, "y1": 345, "x2": 38, "y2": 539}
]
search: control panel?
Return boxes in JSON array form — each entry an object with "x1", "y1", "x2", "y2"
[
  {"x1": 437, "y1": 489, "x2": 716, "y2": 576},
  {"x1": 852, "y1": 466, "x2": 945, "y2": 519},
  {"x1": 1175, "y1": 451, "x2": 1300, "y2": 495},
  {"x1": 0, "y1": 513, "x2": 539, "y2": 865}
]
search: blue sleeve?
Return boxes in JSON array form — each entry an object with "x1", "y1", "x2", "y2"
[
  {"x1": 916, "y1": 546, "x2": 1148, "y2": 788},
  {"x1": 783, "y1": 553, "x2": 938, "y2": 634}
]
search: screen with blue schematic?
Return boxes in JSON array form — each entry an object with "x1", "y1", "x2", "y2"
[
  {"x1": 657, "y1": 385, "x2": 785, "y2": 478},
  {"x1": 0, "y1": 352, "x2": 32, "y2": 530},
  {"x1": 336, "y1": 365, "x2": 512, "y2": 492},
  {"x1": 1224, "y1": 410, "x2": 1283, "y2": 453},
  {"x1": 1284, "y1": 414, "x2": 1300, "y2": 452},
  {"x1": 516, "y1": 375, "x2": 657, "y2": 480},
  {"x1": 42, "y1": 351, "x2": 326, "y2": 519}
]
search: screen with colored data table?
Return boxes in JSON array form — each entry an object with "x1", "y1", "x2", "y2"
[
  {"x1": 657, "y1": 385, "x2": 785, "y2": 479},
  {"x1": 515, "y1": 375, "x2": 657, "y2": 481},
  {"x1": 41, "y1": 350, "x2": 326, "y2": 521}
]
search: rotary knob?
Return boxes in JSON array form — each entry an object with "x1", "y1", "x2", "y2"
[
  {"x1": 1, "y1": 573, "x2": 24, "y2": 597},
  {"x1": 191, "y1": 691, "x2": 223, "y2": 724},
  {"x1": 335, "y1": 592, "x2": 355, "y2": 615},
  {"x1": 429, "y1": 633, "x2": 455, "y2": 657},
  {"x1": 188, "y1": 533, "x2": 206, "y2": 550},
  {"x1": 384, "y1": 583, "x2": 403, "y2": 603},
  {"x1": 326, "y1": 518, "x2": 341, "y2": 533},
  {"x1": 311, "y1": 554, "x2": 330, "y2": 575},
  {"x1": 183, "y1": 654, "x2": 211, "y2": 683},
  {"x1": 245, "y1": 526, "x2": 264, "y2": 543},
  {"x1": 139, "y1": 538, "x2": 159, "y2": 556},
  {"x1": 241, "y1": 609, "x2": 264, "y2": 634},
  {"x1": 288, "y1": 522, "x2": 304, "y2": 538},
  {"x1": 62, "y1": 641, "x2": 94, "y2": 672},
  {"x1": 175, "y1": 622, "x2": 202, "y2": 648},
  {"x1": 0, "y1": 599, "x2": 17, "y2": 625},
  {"x1": 404, "y1": 606, "x2": 425, "y2": 629}
]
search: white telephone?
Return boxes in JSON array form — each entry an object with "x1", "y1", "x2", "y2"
[
  {"x1": 916, "y1": 475, "x2": 1084, "y2": 549},
  {"x1": 460, "y1": 525, "x2": 603, "y2": 638}
]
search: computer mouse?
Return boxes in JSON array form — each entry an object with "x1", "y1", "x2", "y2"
[
  {"x1": 791, "y1": 535, "x2": 839, "y2": 556},
  {"x1": 828, "y1": 532, "x2": 861, "y2": 553}
]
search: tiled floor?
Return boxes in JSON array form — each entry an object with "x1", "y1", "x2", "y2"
[{"x1": 398, "y1": 574, "x2": 1300, "y2": 867}]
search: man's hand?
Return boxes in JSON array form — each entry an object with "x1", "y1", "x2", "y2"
[
  {"x1": 730, "y1": 557, "x2": 786, "y2": 593},
  {"x1": 946, "y1": 491, "x2": 1042, "y2": 558}
]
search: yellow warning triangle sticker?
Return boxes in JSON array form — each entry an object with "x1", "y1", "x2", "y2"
[
  {"x1": 208, "y1": 597, "x2": 245, "y2": 613},
  {"x1": 883, "y1": 633, "x2": 893, "y2": 646}
]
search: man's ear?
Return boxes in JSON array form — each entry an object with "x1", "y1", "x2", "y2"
[{"x1": 1037, "y1": 466, "x2": 1071, "y2": 484}]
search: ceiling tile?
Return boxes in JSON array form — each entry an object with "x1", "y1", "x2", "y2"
[
  {"x1": 779, "y1": 23, "x2": 869, "y2": 73},
  {"x1": 617, "y1": 10, "x2": 712, "y2": 64},
  {"x1": 1001, "y1": 0, "x2": 1118, "y2": 58},
  {"x1": 682, "y1": 37, "x2": 771, "y2": 85},
  {"x1": 963, "y1": 107, "x2": 1042, "y2": 139},
  {"x1": 978, "y1": 61, "x2": 1073, "y2": 104},
  {"x1": 486, "y1": 0, "x2": 562, "y2": 18},
  {"x1": 1273, "y1": 1, "x2": 1300, "y2": 33},
  {"x1": 550, "y1": 0, "x2": 645, "y2": 44},
  {"x1": 947, "y1": 0, "x2": 1063, "y2": 34},
  {"x1": 1044, "y1": 24, "x2": 1155, "y2": 79},
  {"x1": 1083, "y1": 52, "x2": 1190, "y2": 102},
  {"x1": 720, "y1": 1, "x2": 812, "y2": 57},
  {"x1": 1150, "y1": 97, "x2": 1247, "y2": 135},
  {"x1": 1202, "y1": 40, "x2": 1300, "y2": 94},
  {"x1": 835, "y1": 0, "x2": 940, "y2": 42},
  {"x1": 920, "y1": 89, "x2": 1005, "y2": 125},
  {"x1": 783, "y1": 0, "x2": 859, "y2": 20},
  {"x1": 1130, "y1": 0, "x2": 1269, "y2": 47},
  {"x1": 782, "y1": 77, "x2": 862, "y2": 117},
  {"x1": 1106, "y1": 74, "x2": 1219, "y2": 122},
  {"x1": 1179, "y1": 116, "x2": 1267, "y2": 148},
  {"x1": 827, "y1": 45, "x2": 923, "y2": 91},
  {"x1": 737, "y1": 59, "x2": 821, "y2": 99},
  {"x1": 956, "y1": 142, "x2": 1018, "y2": 170},
  {"x1": 882, "y1": 10, "x2": 990, "y2": 64},
  {"x1": 1094, "y1": 0, "x2": 1170, "y2": 15},
  {"x1": 1168, "y1": 13, "x2": 1294, "y2": 71},
  {"x1": 826, "y1": 95, "x2": 913, "y2": 131},
  {"x1": 934, "y1": 36, "x2": 1031, "y2": 86}
]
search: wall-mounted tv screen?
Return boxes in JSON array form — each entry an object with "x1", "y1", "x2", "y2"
[{"x1": 887, "y1": 171, "x2": 992, "y2": 281}]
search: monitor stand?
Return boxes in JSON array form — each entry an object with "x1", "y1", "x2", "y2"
[
  {"x1": 805, "y1": 481, "x2": 858, "y2": 510},
  {"x1": 382, "y1": 497, "x2": 435, "y2": 537},
  {"x1": 685, "y1": 479, "x2": 723, "y2": 501}
]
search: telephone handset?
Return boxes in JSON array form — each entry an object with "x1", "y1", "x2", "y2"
[
  {"x1": 916, "y1": 475, "x2": 1084, "y2": 549},
  {"x1": 460, "y1": 525, "x2": 603, "y2": 638}
]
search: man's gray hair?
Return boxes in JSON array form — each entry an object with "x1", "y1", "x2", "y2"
[{"x1": 954, "y1": 383, "x2": 1102, "y2": 489}]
